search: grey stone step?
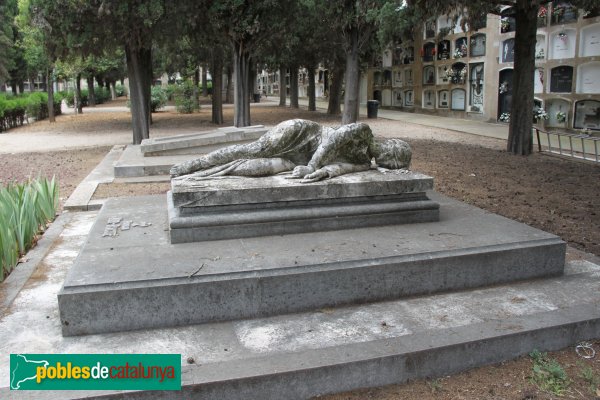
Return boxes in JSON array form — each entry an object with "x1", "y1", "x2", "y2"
[
  {"x1": 140, "y1": 126, "x2": 267, "y2": 156},
  {"x1": 169, "y1": 171, "x2": 439, "y2": 242},
  {"x1": 113, "y1": 145, "x2": 195, "y2": 178},
  {"x1": 58, "y1": 192, "x2": 565, "y2": 336},
  {"x1": 11, "y1": 256, "x2": 600, "y2": 399}
]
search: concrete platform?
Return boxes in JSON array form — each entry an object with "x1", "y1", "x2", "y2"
[
  {"x1": 2, "y1": 208, "x2": 598, "y2": 399},
  {"x1": 113, "y1": 126, "x2": 269, "y2": 178},
  {"x1": 58, "y1": 192, "x2": 565, "y2": 336},
  {"x1": 113, "y1": 145, "x2": 195, "y2": 177},
  {"x1": 169, "y1": 170, "x2": 439, "y2": 242},
  {"x1": 140, "y1": 125, "x2": 267, "y2": 156}
]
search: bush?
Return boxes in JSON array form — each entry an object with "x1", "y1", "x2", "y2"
[
  {"x1": 0, "y1": 95, "x2": 27, "y2": 131},
  {"x1": 61, "y1": 89, "x2": 89, "y2": 108},
  {"x1": 0, "y1": 92, "x2": 61, "y2": 132},
  {"x1": 150, "y1": 86, "x2": 167, "y2": 112},
  {"x1": 95, "y1": 87, "x2": 111, "y2": 104},
  {"x1": 174, "y1": 81, "x2": 199, "y2": 114},
  {"x1": 165, "y1": 84, "x2": 177, "y2": 101},
  {"x1": 0, "y1": 176, "x2": 59, "y2": 281},
  {"x1": 115, "y1": 84, "x2": 126, "y2": 97},
  {"x1": 125, "y1": 86, "x2": 168, "y2": 113}
]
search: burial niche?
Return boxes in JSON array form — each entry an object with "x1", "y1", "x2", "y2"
[
  {"x1": 470, "y1": 64, "x2": 484, "y2": 112},
  {"x1": 574, "y1": 100, "x2": 600, "y2": 130},
  {"x1": 501, "y1": 38, "x2": 515, "y2": 63},
  {"x1": 549, "y1": 66, "x2": 573, "y2": 93},
  {"x1": 579, "y1": 23, "x2": 600, "y2": 57},
  {"x1": 423, "y1": 90, "x2": 435, "y2": 109},
  {"x1": 423, "y1": 66, "x2": 435, "y2": 85},
  {"x1": 470, "y1": 34, "x2": 486, "y2": 57},
  {"x1": 576, "y1": 62, "x2": 600, "y2": 94},
  {"x1": 451, "y1": 89, "x2": 466, "y2": 111},
  {"x1": 438, "y1": 90, "x2": 449, "y2": 108}
]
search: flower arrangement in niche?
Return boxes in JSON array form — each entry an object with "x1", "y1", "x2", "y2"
[
  {"x1": 536, "y1": 48, "x2": 545, "y2": 59},
  {"x1": 500, "y1": 17, "x2": 510, "y2": 32},
  {"x1": 446, "y1": 67, "x2": 467, "y2": 84},
  {"x1": 499, "y1": 112, "x2": 510, "y2": 123},
  {"x1": 534, "y1": 107, "x2": 549, "y2": 121},
  {"x1": 538, "y1": 6, "x2": 547, "y2": 18},
  {"x1": 556, "y1": 111, "x2": 567, "y2": 123},
  {"x1": 552, "y1": 5, "x2": 565, "y2": 18},
  {"x1": 453, "y1": 44, "x2": 467, "y2": 59}
]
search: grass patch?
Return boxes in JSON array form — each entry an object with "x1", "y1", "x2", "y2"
[
  {"x1": 0, "y1": 176, "x2": 59, "y2": 281},
  {"x1": 529, "y1": 349, "x2": 571, "y2": 396}
]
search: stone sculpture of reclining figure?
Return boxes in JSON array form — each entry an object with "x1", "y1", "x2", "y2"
[{"x1": 170, "y1": 119, "x2": 411, "y2": 183}]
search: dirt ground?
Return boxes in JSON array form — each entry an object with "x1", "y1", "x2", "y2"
[{"x1": 1, "y1": 100, "x2": 599, "y2": 399}]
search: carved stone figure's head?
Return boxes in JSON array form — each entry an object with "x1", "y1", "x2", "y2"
[{"x1": 370, "y1": 138, "x2": 412, "y2": 169}]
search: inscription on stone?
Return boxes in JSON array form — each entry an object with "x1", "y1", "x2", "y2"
[{"x1": 102, "y1": 217, "x2": 152, "y2": 237}]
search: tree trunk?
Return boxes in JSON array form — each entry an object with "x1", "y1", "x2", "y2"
[
  {"x1": 307, "y1": 65, "x2": 316, "y2": 111},
  {"x1": 47, "y1": 68, "x2": 55, "y2": 123},
  {"x1": 192, "y1": 66, "x2": 200, "y2": 110},
  {"x1": 87, "y1": 76, "x2": 96, "y2": 106},
  {"x1": 232, "y1": 44, "x2": 251, "y2": 127},
  {"x1": 126, "y1": 44, "x2": 152, "y2": 144},
  {"x1": 279, "y1": 67, "x2": 286, "y2": 106},
  {"x1": 507, "y1": 0, "x2": 538, "y2": 155},
  {"x1": 342, "y1": 28, "x2": 360, "y2": 124},
  {"x1": 211, "y1": 54, "x2": 224, "y2": 125},
  {"x1": 201, "y1": 63, "x2": 208, "y2": 97},
  {"x1": 110, "y1": 81, "x2": 117, "y2": 100},
  {"x1": 327, "y1": 63, "x2": 343, "y2": 115},
  {"x1": 75, "y1": 74, "x2": 82, "y2": 114},
  {"x1": 290, "y1": 66, "x2": 299, "y2": 108},
  {"x1": 225, "y1": 66, "x2": 233, "y2": 103}
]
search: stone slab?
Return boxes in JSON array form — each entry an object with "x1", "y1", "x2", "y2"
[
  {"x1": 6, "y1": 219, "x2": 600, "y2": 400},
  {"x1": 57, "y1": 192, "x2": 565, "y2": 336},
  {"x1": 140, "y1": 125, "x2": 267, "y2": 156},
  {"x1": 63, "y1": 145, "x2": 122, "y2": 211},
  {"x1": 171, "y1": 170, "x2": 434, "y2": 208},
  {"x1": 168, "y1": 191, "x2": 440, "y2": 242},
  {"x1": 113, "y1": 145, "x2": 194, "y2": 177}
]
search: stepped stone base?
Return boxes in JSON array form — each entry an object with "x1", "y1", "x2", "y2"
[
  {"x1": 169, "y1": 170, "x2": 439, "y2": 243},
  {"x1": 57, "y1": 192, "x2": 565, "y2": 337}
]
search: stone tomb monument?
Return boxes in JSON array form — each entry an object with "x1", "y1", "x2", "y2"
[
  {"x1": 168, "y1": 119, "x2": 439, "y2": 243},
  {"x1": 59, "y1": 119, "x2": 565, "y2": 338},
  {"x1": 54, "y1": 120, "x2": 583, "y2": 398}
]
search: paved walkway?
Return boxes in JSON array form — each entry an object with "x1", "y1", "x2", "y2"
[
  {"x1": 290, "y1": 97, "x2": 510, "y2": 141},
  {"x1": 288, "y1": 98, "x2": 596, "y2": 157},
  {"x1": 2, "y1": 97, "x2": 593, "y2": 157}
]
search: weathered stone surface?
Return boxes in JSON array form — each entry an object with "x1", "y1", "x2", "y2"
[
  {"x1": 58, "y1": 192, "x2": 565, "y2": 336},
  {"x1": 140, "y1": 126, "x2": 267, "y2": 156},
  {"x1": 171, "y1": 170, "x2": 434, "y2": 208},
  {"x1": 169, "y1": 170, "x2": 438, "y2": 242}
]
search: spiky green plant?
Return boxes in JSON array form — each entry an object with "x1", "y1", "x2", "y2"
[{"x1": 0, "y1": 176, "x2": 59, "y2": 281}]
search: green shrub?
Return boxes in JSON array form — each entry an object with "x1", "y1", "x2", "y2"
[
  {"x1": 0, "y1": 176, "x2": 58, "y2": 281},
  {"x1": 62, "y1": 89, "x2": 89, "y2": 108},
  {"x1": 150, "y1": 86, "x2": 167, "y2": 112},
  {"x1": 174, "y1": 81, "x2": 198, "y2": 114},
  {"x1": 94, "y1": 87, "x2": 111, "y2": 104},
  {"x1": 0, "y1": 92, "x2": 62, "y2": 131},
  {"x1": 115, "y1": 84, "x2": 126, "y2": 97},
  {"x1": 165, "y1": 84, "x2": 177, "y2": 101}
]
